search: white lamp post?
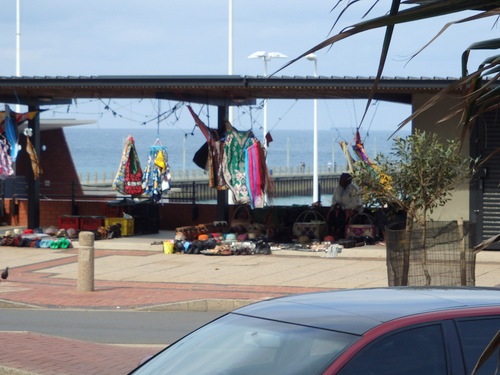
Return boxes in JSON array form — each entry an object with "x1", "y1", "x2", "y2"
[
  {"x1": 248, "y1": 51, "x2": 287, "y2": 148},
  {"x1": 306, "y1": 53, "x2": 319, "y2": 203},
  {"x1": 228, "y1": 0, "x2": 234, "y2": 124},
  {"x1": 16, "y1": 0, "x2": 20, "y2": 78},
  {"x1": 16, "y1": 0, "x2": 21, "y2": 113}
]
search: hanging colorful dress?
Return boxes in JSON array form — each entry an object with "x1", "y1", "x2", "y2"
[
  {"x1": 113, "y1": 135, "x2": 144, "y2": 196},
  {"x1": 142, "y1": 140, "x2": 171, "y2": 202},
  {"x1": 222, "y1": 129, "x2": 260, "y2": 205}
]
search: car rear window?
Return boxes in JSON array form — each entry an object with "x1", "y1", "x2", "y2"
[{"x1": 338, "y1": 324, "x2": 447, "y2": 375}]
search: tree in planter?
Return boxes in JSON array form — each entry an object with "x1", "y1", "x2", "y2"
[{"x1": 353, "y1": 130, "x2": 476, "y2": 285}]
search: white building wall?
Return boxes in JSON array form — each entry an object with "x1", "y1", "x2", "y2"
[{"x1": 412, "y1": 93, "x2": 471, "y2": 222}]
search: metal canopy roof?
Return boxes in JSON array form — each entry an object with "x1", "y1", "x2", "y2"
[{"x1": 0, "y1": 75, "x2": 462, "y2": 107}]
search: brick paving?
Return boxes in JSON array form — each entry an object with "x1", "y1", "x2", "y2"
[
  {"x1": 0, "y1": 249, "x2": 328, "y2": 310},
  {"x1": 0, "y1": 332, "x2": 159, "y2": 374}
]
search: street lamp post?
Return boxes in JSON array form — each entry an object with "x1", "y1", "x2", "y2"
[
  {"x1": 248, "y1": 51, "x2": 287, "y2": 148},
  {"x1": 228, "y1": 0, "x2": 234, "y2": 125},
  {"x1": 306, "y1": 53, "x2": 319, "y2": 204}
]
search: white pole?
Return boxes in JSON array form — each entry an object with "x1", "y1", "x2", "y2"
[
  {"x1": 287, "y1": 137, "x2": 290, "y2": 169},
  {"x1": 313, "y1": 93, "x2": 318, "y2": 202},
  {"x1": 306, "y1": 54, "x2": 319, "y2": 203},
  {"x1": 332, "y1": 137, "x2": 335, "y2": 172},
  {"x1": 16, "y1": 0, "x2": 21, "y2": 113},
  {"x1": 183, "y1": 134, "x2": 186, "y2": 172},
  {"x1": 16, "y1": 0, "x2": 20, "y2": 77},
  {"x1": 263, "y1": 57, "x2": 268, "y2": 149},
  {"x1": 228, "y1": 0, "x2": 234, "y2": 124}
]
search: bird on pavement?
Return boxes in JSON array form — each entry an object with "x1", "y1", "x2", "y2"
[{"x1": 1, "y1": 266, "x2": 9, "y2": 281}]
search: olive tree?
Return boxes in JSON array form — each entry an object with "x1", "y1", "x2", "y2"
[{"x1": 353, "y1": 130, "x2": 476, "y2": 285}]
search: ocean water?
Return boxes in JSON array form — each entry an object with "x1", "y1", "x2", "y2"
[{"x1": 63, "y1": 126, "x2": 410, "y2": 179}]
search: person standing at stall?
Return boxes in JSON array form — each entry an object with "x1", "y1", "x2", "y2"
[{"x1": 329, "y1": 173, "x2": 363, "y2": 239}]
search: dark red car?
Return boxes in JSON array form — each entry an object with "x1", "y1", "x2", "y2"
[{"x1": 129, "y1": 287, "x2": 500, "y2": 375}]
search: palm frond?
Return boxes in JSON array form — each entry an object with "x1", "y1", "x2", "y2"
[{"x1": 276, "y1": 1, "x2": 500, "y2": 76}]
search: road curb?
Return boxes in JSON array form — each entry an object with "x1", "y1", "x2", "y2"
[
  {"x1": 0, "y1": 300, "x2": 41, "y2": 309},
  {"x1": 0, "y1": 365, "x2": 37, "y2": 375},
  {"x1": 134, "y1": 298, "x2": 262, "y2": 312}
]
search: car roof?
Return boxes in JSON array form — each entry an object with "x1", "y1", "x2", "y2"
[{"x1": 232, "y1": 287, "x2": 500, "y2": 335}]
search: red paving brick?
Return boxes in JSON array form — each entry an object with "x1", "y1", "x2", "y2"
[
  {"x1": 0, "y1": 249, "x2": 327, "y2": 309},
  {"x1": 0, "y1": 332, "x2": 159, "y2": 374}
]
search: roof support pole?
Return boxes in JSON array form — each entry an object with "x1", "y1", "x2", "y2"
[
  {"x1": 216, "y1": 105, "x2": 228, "y2": 222},
  {"x1": 27, "y1": 104, "x2": 40, "y2": 229}
]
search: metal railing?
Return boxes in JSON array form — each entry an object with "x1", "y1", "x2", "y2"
[
  {"x1": 2, "y1": 172, "x2": 340, "y2": 207},
  {"x1": 78, "y1": 164, "x2": 346, "y2": 184}
]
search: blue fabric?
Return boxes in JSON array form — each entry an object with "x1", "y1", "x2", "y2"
[{"x1": 4, "y1": 110, "x2": 18, "y2": 162}]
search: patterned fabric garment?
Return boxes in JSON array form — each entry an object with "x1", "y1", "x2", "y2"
[
  {"x1": 0, "y1": 139, "x2": 14, "y2": 179},
  {"x1": 187, "y1": 106, "x2": 227, "y2": 190},
  {"x1": 113, "y1": 135, "x2": 144, "y2": 196},
  {"x1": 142, "y1": 145, "x2": 171, "y2": 202},
  {"x1": 211, "y1": 140, "x2": 227, "y2": 190},
  {"x1": 222, "y1": 129, "x2": 258, "y2": 204}
]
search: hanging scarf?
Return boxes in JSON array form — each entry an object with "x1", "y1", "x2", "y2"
[
  {"x1": 4, "y1": 106, "x2": 18, "y2": 162},
  {"x1": 188, "y1": 106, "x2": 227, "y2": 190},
  {"x1": 245, "y1": 142, "x2": 272, "y2": 208},
  {"x1": 113, "y1": 136, "x2": 144, "y2": 196},
  {"x1": 26, "y1": 137, "x2": 43, "y2": 180}
]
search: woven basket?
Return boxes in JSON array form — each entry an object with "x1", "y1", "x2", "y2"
[
  {"x1": 293, "y1": 210, "x2": 327, "y2": 240},
  {"x1": 345, "y1": 213, "x2": 376, "y2": 238},
  {"x1": 231, "y1": 205, "x2": 253, "y2": 230}
]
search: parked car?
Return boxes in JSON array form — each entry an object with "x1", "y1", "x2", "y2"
[{"x1": 129, "y1": 287, "x2": 500, "y2": 375}]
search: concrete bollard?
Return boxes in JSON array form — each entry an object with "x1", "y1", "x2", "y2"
[{"x1": 77, "y1": 231, "x2": 95, "y2": 292}]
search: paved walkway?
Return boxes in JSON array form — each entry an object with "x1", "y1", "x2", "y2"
[{"x1": 1, "y1": 229, "x2": 500, "y2": 374}]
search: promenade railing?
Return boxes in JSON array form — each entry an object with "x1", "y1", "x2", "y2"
[
  {"x1": 3, "y1": 165, "x2": 344, "y2": 207},
  {"x1": 78, "y1": 164, "x2": 346, "y2": 184}
]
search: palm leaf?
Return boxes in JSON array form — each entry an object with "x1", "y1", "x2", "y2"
[{"x1": 277, "y1": 1, "x2": 500, "y2": 75}]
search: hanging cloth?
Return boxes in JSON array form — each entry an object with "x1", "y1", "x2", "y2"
[
  {"x1": 187, "y1": 106, "x2": 227, "y2": 190},
  {"x1": 339, "y1": 141, "x2": 355, "y2": 173},
  {"x1": 352, "y1": 129, "x2": 375, "y2": 166},
  {"x1": 142, "y1": 139, "x2": 171, "y2": 202},
  {"x1": 3, "y1": 106, "x2": 19, "y2": 162},
  {"x1": 222, "y1": 129, "x2": 262, "y2": 204},
  {"x1": 0, "y1": 139, "x2": 14, "y2": 180},
  {"x1": 0, "y1": 107, "x2": 41, "y2": 164},
  {"x1": 26, "y1": 137, "x2": 43, "y2": 180},
  {"x1": 113, "y1": 135, "x2": 144, "y2": 196},
  {"x1": 245, "y1": 141, "x2": 273, "y2": 208},
  {"x1": 352, "y1": 129, "x2": 393, "y2": 189}
]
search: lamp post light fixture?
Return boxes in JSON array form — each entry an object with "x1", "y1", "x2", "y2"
[
  {"x1": 248, "y1": 51, "x2": 287, "y2": 148},
  {"x1": 306, "y1": 53, "x2": 320, "y2": 204}
]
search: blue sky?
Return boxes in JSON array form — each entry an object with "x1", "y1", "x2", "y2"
[{"x1": 0, "y1": 1, "x2": 497, "y2": 137}]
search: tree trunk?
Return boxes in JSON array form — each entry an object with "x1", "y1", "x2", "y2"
[
  {"x1": 420, "y1": 218, "x2": 431, "y2": 285},
  {"x1": 402, "y1": 217, "x2": 413, "y2": 286}
]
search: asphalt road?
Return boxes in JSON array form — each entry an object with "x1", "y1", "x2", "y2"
[{"x1": 0, "y1": 308, "x2": 224, "y2": 345}]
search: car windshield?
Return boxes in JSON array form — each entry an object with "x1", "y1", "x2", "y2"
[{"x1": 130, "y1": 313, "x2": 359, "y2": 375}]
